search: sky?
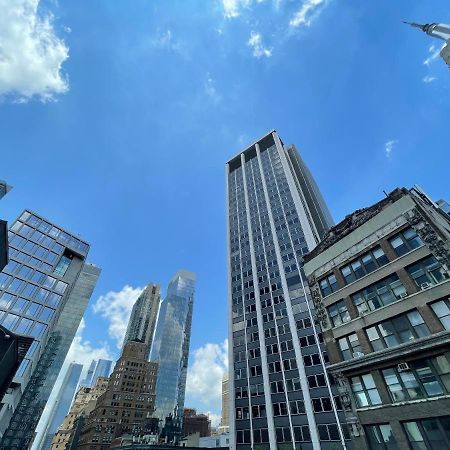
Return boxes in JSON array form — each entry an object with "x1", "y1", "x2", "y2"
[{"x1": 1, "y1": 0, "x2": 450, "y2": 430}]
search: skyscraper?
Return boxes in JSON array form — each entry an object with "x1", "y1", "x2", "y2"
[
  {"x1": 123, "y1": 283, "x2": 161, "y2": 356},
  {"x1": 0, "y1": 181, "x2": 12, "y2": 272},
  {"x1": 0, "y1": 210, "x2": 100, "y2": 449},
  {"x1": 220, "y1": 374, "x2": 229, "y2": 431},
  {"x1": 405, "y1": 21, "x2": 450, "y2": 67},
  {"x1": 80, "y1": 360, "x2": 96, "y2": 387},
  {"x1": 90, "y1": 359, "x2": 112, "y2": 386},
  {"x1": 37, "y1": 363, "x2": 83, "y2": 450},
  {"x1": 150, "y1": 270, "x2": 195, "y2": 436},
  {"x1": 226, "y1": 130, "x2": 352, "y2": 450}
]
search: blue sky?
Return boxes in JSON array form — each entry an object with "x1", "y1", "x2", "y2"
[{"x1": 1, "y1": 0, "x2": 449, "y2": 425}]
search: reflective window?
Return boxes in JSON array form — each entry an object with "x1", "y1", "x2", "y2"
[
  {"x1": 34, "y1": 288, "x2": 49, "y2": 301},
  {"x1": 328, "y1": 300, "x2": 350, "y2": 326},
  {"x1": 319, "y1": 273, "x2": 339, "y2": 297},
  {"x1": 29, "y1": 322, "x2": 47, "y2": 338},
  {"x1": 38, "y1": 307, "x2": 54, "y2": 322},
  {"x1": 403, "y1": 417, "x2": 450, "y2": 449},
  {"x1": 46, "y1": 293, "x2": 62, "y2": 307},
  {"x1": 406, "y1": 256, "x2": 447, "y2": 288},
  {"x1": 365, "y1": 424, "x2": 399, "y2": 450},
  {"x1": 54, "y1": 281, "x2": 68, "y2": 294},
  {"x1": 11, "y1": 297, "x2": 29, "y2": 314},
  {"x1": 431, "y1": 298, "x2": 450, "y2": 330},
  {"x1": 389, "y1": 227, "x2": 423, "y2": 257},
  {"x1": 352, "y1": 274, "x2": 407, "y2": 314},
  {"x1": 338, "y1": 333, "x2": 363, "y2": 360},
  {"x1": 53, "y1": 255, "x2": 71, "y2": 277},
  {"x1": 351, "y1": 373, "x2": 382, "y2": 407},
  {"x1": 2, "y1": 313, "x2": 20, "y2": 330},
  {"x1": 341, "y1": 247, "x2": 389, "y2": 284},
  {"x1": 366, "y1": 310, "x2": 430, "y2": 351},
  {"x1": 26, "y1": 302, "x2": 41, "y2": 317},
  {"x1": 15, "y1": 317, "x2": 33, "y2": 334},
  {"x1": 0, "y1": 293, "x2": 15, "y2": 309}
]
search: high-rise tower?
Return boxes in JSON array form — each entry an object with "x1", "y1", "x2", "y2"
[
  {"x1": 150, "y1": 271, "x2": 195, "y2": 438},
  {"x1": 37, "y1": 362, "x2": 83, "y2": 450},
  {"x1": 226, "y1": 131, "x2": 352, "y2": 450},
  {"x1": 0, "y1": 210, "x2": 100, "y2": 449},
  {"x1": 123, "y1": 283, "x2": 161, "y2": 356}
]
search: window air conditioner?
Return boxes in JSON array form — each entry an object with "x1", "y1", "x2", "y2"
[
  {"x1": 397, "y1": 292, "x2": 408, "y2": 299},
  {"x1": 420, "y1": 282, "x2": 431, "y2": 290},
  {"x1": 397, "y1": 362, "x2": 410, "y2": 372},
  {"x1": 353, "y1": 352, "x2": 365, "y2": 358}
]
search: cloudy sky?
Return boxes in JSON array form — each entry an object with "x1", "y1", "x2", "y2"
[{"x1": 1, "y1": 0, "x2": 449, "y2": 429}]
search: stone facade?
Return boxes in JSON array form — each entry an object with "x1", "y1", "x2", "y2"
[{"x1": 304, "y1": 187, "x2": 450, "y2": 450}]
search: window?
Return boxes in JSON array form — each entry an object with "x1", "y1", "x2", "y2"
[
  {"x1": 366, "y1": 310, "x2": 430, "y2": 351},
  {"x1": 431, "y1": 298, "x2": 450, "y2": 330},
  {"x1": 406, "y1": 256, "x2": 447, "y2": 288},
  {"x1": 46, "y1": 293, "x2": 62, "y2": 308},
  {"x1": 270, "y1": 380, "x2": 284, "y2": 394},
  {"x1": 312, "y1": 397, "x2": 333, "y2": 412},
  {"x1": 2, "y1": 313, "x2": 20, "y2": 330},
  {"x1": 304, "y1": 353, "x2": 321, "y2": 366},
  {"x1": 364, "y1": 424, "x2": 399, "y2": 450},
  {"x1": 29, "y1": 322, "x2": 47, "y2": 338},
  {"x1": 290, "y1": 400, "x2": 305, "y2": 414},
  {"x1": 276, "y1": 427, "x2": 292, "y2": 443},
  {"x1": 389, "y1": 227, "x2": 423, "y2": 257},
  {"x1": 286, "y1": 377, "x2": 301, "y2": 391},
  {"x1": 235, "y1": 407, "x2": 249, "y2": 420},
  {"x1": 403, "y1": 417, "x2": 450, "y2": 449},
  {"x1": 308, "y1": 373, "x2": 327, "y2": 388},
  {"x1": 382, "y1": 354, "x2": 450, "y2": 402},
  {"x1": 38, "y1": 307, "x2": 54, "y2": 322},
  {"x1": 328, "y1": 300, "x2": 350, "y2": 326},
  {"x1": 11, "y1": 298, "x2": 29, "y2": 314},
  {"x1": 319, "y1": 274, "x2": 338, "y2": 297},
  {"x1": 0, "y1": 293, "x2": 14, "y2": 309},
  {"x1": 351, "y1": 374, "x2": 382, "y2": 407},
  {"x1": 293, "y1": 426, "x2": 311, "y2": 442},
  {"x1": 317, "y1": 424, "x2": 340, "y2": 441},
  {"x1": 252, "y1": 428, "x2": 269, "y2": 444},
  {"x1": 251, "y1": 404, "x2": 266, "y2": 418},
  {"x1": 352, "y1": 274, "x2": 407, "y2": 314},
  {"x1": 273, "y1": 402, "x2": 288, "y2": 416},
  {"x1": 250, "y1": 383, "x2": 264, "y2": 397},
  {"x1": 341, "y1": 247, "x2": 389, "y2": 284},
  {"x1": 338, "y1": 333, "x2": 363, "y2": 360},
  {"x1": 236, "y1": 429, "x2": 251, "y2": 444},
  {"x1": 15, "y1": 317, "x2": 33, "y2": 334}
]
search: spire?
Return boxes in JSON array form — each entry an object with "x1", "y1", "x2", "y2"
[{"x1": 403, "y1": 21, "x2": 427, "y2": 32}]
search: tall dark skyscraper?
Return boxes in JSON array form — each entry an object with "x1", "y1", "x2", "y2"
[
  {"x1": 150, "y1": 271, "x2": 195, "y2": 435},
  {"x1": 123, "y1": 282, "x2": 161, "y2": 356},
  {"x1": 0, "y1": 210, "x2": 100, "y2": 449},
  {"x1": 226, "y1": 131, "x2": 352, "y2": 450}
]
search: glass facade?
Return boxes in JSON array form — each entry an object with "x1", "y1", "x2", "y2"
[
  {"x1": 123, "y1": 283, "x2": 161, "y2": 358},
  {"x1": 150, "y1": 271, "x2": 195, "y2": 433},
  {"x1": 226, "y1": 132, "x2": 350, "y2": 450},
  {"x1": 0, "y1": 210, "x2": 99, "y2": 449}
]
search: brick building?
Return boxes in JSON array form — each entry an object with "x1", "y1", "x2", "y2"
[
  {"x1": 77, "y1": 340, "x2": 158, "y2": 450},
  {"x1": 182, "y1": 408, "x2": 210, "y2": 438},
  {"x1": 304, "y1": 187, "x2": 450, "y2": 449}
]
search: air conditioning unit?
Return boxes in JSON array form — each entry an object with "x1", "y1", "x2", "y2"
[
  {"x1": 353, "y1": 352, "x2": 365, "y2": 358},
  {"x1": 421, "y1": 282, "x2": 431, "y2": 290},
  {"x1": 397, "y1": 292, "x2": 408, "y2": 299},
  {"x1": 398, "y1": 362, "x2": 410, "y2": 372}
]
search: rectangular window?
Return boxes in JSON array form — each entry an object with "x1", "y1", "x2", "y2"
[
  {"x1": 317, "y1": 424, "x2": 340, "y2": 441},
  {"x1": 403, "y1": 417, "x2": 450, "y2": 449},
  {"x1": 340, "y1": 246, "x2": 389, "y2": 284},
  {"x1": 364, "y1": 424, "x2": 398, "y2": 450},
  {"x1": 338, "y1": 333, "x2": 363, "y2": 360},
  {"x1": 352, "y1": 274, "x2": 407, "y2": 314},
  {"x1": 389, "y1": 227, "x2": 423, "y2": 257},
  {"x1": 382, "y1": 354, "x2": 450, "y2": 402},
  {"x1": 328, "y1": 300, "x2": 350, "y2": 326},
  {"x1": 406, "y1": 256, "x2": 447, "y2": 288},
  {"x1": 351, "y1": 373, "x2": 382, "y2": 407},
  {"x1": 366, "y1": 310, "x2": 430, "y2": 351},
  {"x1": 431, "y1": 298, "x2": 450, "y2": 330},
  {"x1": 319, "y1": 274, "x2": 338, "y2": 297}
]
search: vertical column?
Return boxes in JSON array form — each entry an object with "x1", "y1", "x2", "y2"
[{"x1": 240, "y1": 153, "x2": 277, "y2": 450}]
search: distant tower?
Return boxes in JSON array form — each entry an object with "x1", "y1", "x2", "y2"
[
  {"x1": 405, "y1": 21, "x2": 450, "y2": 67},
  {"x1": 220, "y1": 374, "x2": 229, "y2": 431},
  {"x1": 123, "y1": 283, "x2": 161, "y2": 356},
  {"x1": 90, "y1": 359, "x2": 112, "y2": 386},
  {"x1": 150, "y1": 271, "x2": 195, "y2": 438}
]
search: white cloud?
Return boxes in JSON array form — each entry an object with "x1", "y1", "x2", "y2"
[
  {"x1": 422, "y1": 75, "x2": 437, "y2": 83},
  {"x1": 32, "y1": 319, "x2": 113, "y2": 450},
  {"x1": 186, "y1": 339, "x2": 228, "y2": 407},
  {"x1": 0, "y1": 0, "x2": 69, "y2": 102},
  {"x1": 205, "y1": 74, "x2": 221, "y2": 103},
  {"x1": 150, "y1": 29, "x2": 186, "y2": 55},
  {"x1": 222, "y1": 0, "x2": 252, "y2": 19},
  {"x1": 384, "y1": 139, "x2": 398, "y2": 158},
  {"x1": 423, "y1": 44, "x2": 444, "y2": 66},
  {"x1": 93, "y1": 285, "x2": 143, "y2": 349},
  {"x1": 206, "y1": 412, "x2": 222, "y2": 428},
  {"x1": 289, "y1": 0, "x2": 326, "y2": 28},
  {"x1": 247, "y1": 31, "x2": 272, "y2": 58}
]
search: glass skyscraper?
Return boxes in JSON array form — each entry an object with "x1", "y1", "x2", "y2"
[
  {"x1": 0, "y1": 210, "x2": 100, "y2": 449},
  {"x1": 150, "y1": 271, "x2": 195, "y2": 433},
  {"x1": 37, "y1": 362, "x2": 83, "y2": 450},
  {"x1": 226, "y1": 131, "x2": 352, "y2": 450},
  {"x1": 123, "y1": 283, "x2": 161, "y2": 357}
]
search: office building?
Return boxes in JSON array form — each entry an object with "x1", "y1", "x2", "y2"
[
  {"x1": 50, "y1": 377, "x2": 109, "y2": 450},
  {"x1": 77, "y1": 340, "x2": 158, "y2": 450},
  {"x1": 199, "y1": 433, "x2": 231, "y2": 448},
  {"x1": 123, "y1": 283, "x2": 161, "y2": 357},
  {"x1": 0, "y1": 181, "x2": 12, "y2": 272},
  {"x1": 226, "y1": 130, "x2": 352, "y2": 450},
  {"x1": 436, "y1": 199, "x2": 450, "y2": 216},
  {"x1": 150, "y1": 270, "x2": 195, "y2": 437},
  {"x1": 220, "y1": 374, "x2": 229, "y2": 432},
  {"x1": 37, "y1": 363, "x2": 83, "y2": 450},
  {"x1": 80, "y1": 360, "x2": 97, "y2": 387},
  {"x1": 303, "y1": 187, "x2": 450, "y2": 449},
  {"x1": 91, "y1": 359, "x2": 112, "y2": 386},
  {"x1": 0, "y1": 210, "x2": 100, "y2": 449},
  {"x1": 182, "y1": 408, "x2": 210, "y2": 438},
  {"x1": 405, "y1": 21, "x2": 450, "y2": 67}
]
